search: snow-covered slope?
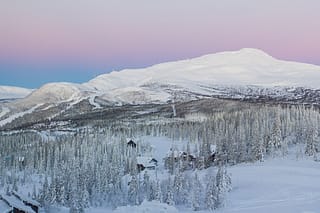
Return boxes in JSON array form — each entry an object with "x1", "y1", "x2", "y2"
[
  {"x1": 0, "y1": 86, "x2": 33, "y2": 100},
  {"x1": 18, "y1": 82, "x2": 86, "y2": 106},
  {"x1": 3, "y1": 48, "x2": 320, "y2": 116},
  {"x1": 81, "y1": 48, "x2": 320, "y2": 104},
  {"x1": 86, "y1": 48, "x2": 320, "y2": 90}
]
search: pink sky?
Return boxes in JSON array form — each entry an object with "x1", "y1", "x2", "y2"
[{"x1": 0, "y1": 0, "x2": 319, "y2": 87}]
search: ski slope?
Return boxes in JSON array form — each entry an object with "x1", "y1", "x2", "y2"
[{"x1": 220, "y1": 158, "x2": 320, "y2": 213}]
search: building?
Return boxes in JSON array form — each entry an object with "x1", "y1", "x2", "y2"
[
  {"x1": 127, "y1": 140, "x2": 137, "y2": 148},
  {"x1": 0, "y1": 193, "x2": 35, "y2": 213},
  {"x1": 137, "y1": 156, "x2": 158, "y2": 172},
  {"x1": 12, "y1": 191, "x2": 41, "y2": 213}
]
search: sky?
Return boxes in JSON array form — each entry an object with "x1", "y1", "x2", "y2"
[{"x1": 0, "y1": 0, "x2": 319, "y2": 88}]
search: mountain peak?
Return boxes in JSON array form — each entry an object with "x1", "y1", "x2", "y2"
[
  {"x1": 201, "y1": 48, "x2": 274, "y2": 61},
  {"x1": 237, "y1": 48, "x2": 273, "y2": 57}
]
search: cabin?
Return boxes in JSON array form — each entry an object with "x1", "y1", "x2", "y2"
[
  {"x1": 0, "y1": 194, "x2": 35, "y2": 213},
  {"x1": 137, "y1": 157, "x2": 158, "y2": 172},
  {"x1": 127, "y1": 140, "x2": 137, "y2": 148}
]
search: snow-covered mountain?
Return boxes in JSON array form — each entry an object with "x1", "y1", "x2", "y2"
[
  {"x1": 0, "y1": 86, "x2": 33, "y2": 100},
  {"x1": 2, "y1": 48, "x2": 320, "y2": 129}
]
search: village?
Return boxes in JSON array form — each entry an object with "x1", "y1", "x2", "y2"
[{"x1": 126, "y1": 138, "x2": 217, "y2": 174}]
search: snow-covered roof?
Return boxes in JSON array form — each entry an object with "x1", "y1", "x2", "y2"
[
  {"x1": 12, "y1": 191, "x2": 41, "y2": 207},
  {"x1": 137, "y1": 157, "x2": 157, "y2": 167},
  {"x1": 210, "y1": 144, "x2": 217, "y2": 153},
  {"x1": 0, "y1": 194, "x2": 35, "y2": 213}
]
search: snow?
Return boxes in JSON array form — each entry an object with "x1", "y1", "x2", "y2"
[
  {"x1": 218, "y1": 157, "x2": 320, "y2": 213},
  {"x1": 0, "y1": 86, "x2": 33, "y2": 99},
  {"x1": 113, "y1": 200, "x2": 179, "y2": 213},
  {"x1": 20, "y1": 82, "x2": 85, "y2": 106},
  {"x1": 0, "y1": 104, "x2": 42, "y2": 127},
  {"x1": 142, "y1": 136, "x2": 175, "y2": 163}
]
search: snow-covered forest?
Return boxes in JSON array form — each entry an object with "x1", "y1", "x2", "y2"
[{"x1": 0, "y1": 104, "x2": 320, "y2": 212}]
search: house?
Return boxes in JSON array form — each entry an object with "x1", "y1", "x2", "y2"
[
  {"x1": 127, "y1": 140, "x2": 137, "y2": 148},
  {"x1": 137, "y1": 157, "x2": 158, "y2": 172},
  {"x1": 12, "y1": 191, "x2": 41, "y2": 213},
  {"x1": 0, "y1": 194, "x2": 35, "y2": 213}
]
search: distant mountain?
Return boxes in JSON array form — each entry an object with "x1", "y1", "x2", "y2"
[
  {"x1": 0, "y1": 86, "x2": 33, "y2": 100},
  {"x1": 1, "y1": 48, "x2": 320, "y2": 129}
]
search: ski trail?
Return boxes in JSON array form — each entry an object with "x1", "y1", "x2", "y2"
[{"x1": 0, "y1": 104, "x2": 42, "y2": 127}]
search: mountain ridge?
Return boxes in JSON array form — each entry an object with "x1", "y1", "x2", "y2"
[{"x1": 1, "y1": 48, "x2": 320, "y2": 129}]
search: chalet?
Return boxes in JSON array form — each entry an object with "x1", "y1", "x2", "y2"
[
  {"x1": 0, "y1": 194, "x2": 35, "y2": 213},
  {"x1": 12, "y1": 191, "x2": 41, "y2": 213},
  {"x1": 127, "y1": 140, "x2": 137, "y2": 148},
  {"x1": 137, "y1": 157, "x2": 158, "y2": 172}
]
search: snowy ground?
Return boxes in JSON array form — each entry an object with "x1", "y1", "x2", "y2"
[{"x1": 218, "y1": 157, "x2": 320, "y2": 213}]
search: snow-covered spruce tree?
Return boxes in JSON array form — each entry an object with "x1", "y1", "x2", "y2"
[
  {"x1": 173, "y1": 170, "x2": 184, "y2": 205},
  {"x1": 154, "y1": 179, "x2": 162, "y2": 202},
  {"x1": 142, "y1": 171, "x2": 151, "y2": 201},
  {"x1": 191, "y1": 172, "x2": 202, "y2": 211},
  {"x1": 128, "y1": 174, "x2": 139, "y2": 205},
  {"x1": 165, "y1": 176, "x2": 175, "y2": 206},
  {"x1": 205, "y1": 174, "x2": 217, "y2": 210},
  {"x1": 305, "y1": 127, "x2": 319, "y2": 156},
  {"x1": 215, "y1": 165, "x2": 232, "y2": 208},
  {"x1": 251, "y1": 119, "x2": 265, "y2": 162},
  {"x1": 266, "y1": 116, "x2": 282, "y2": 157}
]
